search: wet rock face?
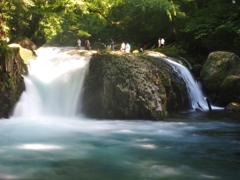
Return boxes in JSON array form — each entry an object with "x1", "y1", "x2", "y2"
[
  {"x1": 0, "y1": 44, "x2": 36, "y2": 118},
  {"x1": 82, "y1": 52, "x2": 190, "y2": 120},
  {"x1": 201, "y1": 51, "x2": 240, "y2": 106}
]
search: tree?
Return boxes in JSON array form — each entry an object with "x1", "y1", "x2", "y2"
[{"x1": 183, "y1": 0, "x2": 240, "y2": 56}]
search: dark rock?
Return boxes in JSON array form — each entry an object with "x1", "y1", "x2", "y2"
[
  {"x1": 82, "y1": 51, "x2": 190, "y2": 120},
  {"x1": 201, "y1": 51, "x2": 240, "y2": 106},
  {"x1": 18, "y1": 37, "x2": 37, "y2": 50},
  {"x1": 191, "y1": 64, "x2": 202, "y2": 78},
  {"x1": 225, "y1": 102, "x2": 240, "y2": 112},
  {"x1": 219, "y1": 75, "x2": 240, "y2": 106}
]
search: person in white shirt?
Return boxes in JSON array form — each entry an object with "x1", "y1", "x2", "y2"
[
  {"x1": 77, "y1": 38, "x2": 81, "y2": 49},
  {"x1": 160, "y1": 38, "x2": 165, "y2": 48},
  {"x1": 125, "y1": 43, "x2": 131, "y2": 53},
  {"x1": 120, "y1": 42, "x2": 126, "y2": 52}
]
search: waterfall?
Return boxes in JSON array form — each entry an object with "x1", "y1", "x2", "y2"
[
  {"x1": 164, "y1": 57, "x2": 209, "y2": 110},
  {"x1": 12, "y1": 49, "x2": 221, "y2": 119},
  {"x1": 164, "y1": 57, "x2": 223, "y2": 111},
  {"x1": 147, "y1": 52, "x2": 222, "y2": 111},
  {"x1": 12, "y1": 47, "x2": 91, "y2": 118}
]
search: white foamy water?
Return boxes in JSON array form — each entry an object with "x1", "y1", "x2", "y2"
[{"x1": 12, "y1": 47, "x2": 91, "y2": 117}]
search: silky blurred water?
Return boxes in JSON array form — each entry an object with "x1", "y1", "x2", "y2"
[
  {"x1": 1, "y1": 112, "x2": 240, "y2": 180},
  {"x1": 1, "y1": 47, "x2": 240, "y2": 179}
]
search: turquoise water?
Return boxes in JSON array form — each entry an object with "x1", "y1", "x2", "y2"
[{"x1": 1, "y1": 112, "x2": 240, "y2": 179}]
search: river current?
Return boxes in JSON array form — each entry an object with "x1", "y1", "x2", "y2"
[{"x1": 0, "y1": 47, "x2": 240, "y2": 179}]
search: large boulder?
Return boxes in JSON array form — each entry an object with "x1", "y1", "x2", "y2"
[
  {"x1": 82, "y1": 51, "x2": 190, "y2": 120},
  {"x1": 219, "y1": 75, "x2": 240, "y2": 105},
  {"x1": 201, "y1": 51, "x2": 240, "y2": 106}
]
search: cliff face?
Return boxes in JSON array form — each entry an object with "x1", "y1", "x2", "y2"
[
  {"x1": 0, "y1": 43, "x2": 36, "y2": 118},
  {"x1": 82, "y1": 51, "x2": 190, "y2": 120}
]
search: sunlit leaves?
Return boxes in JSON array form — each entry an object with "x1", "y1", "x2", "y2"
[
  {"x1": 22, "y1": 0, "x2": 34, "y2": 7},
  {"x1": 39, "y1": 14, "x2": 63, "y2": 41}
]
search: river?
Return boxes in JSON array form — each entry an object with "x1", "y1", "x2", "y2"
[{"x1": 0, "y1": 47, "x2": 239, "y2": 179}]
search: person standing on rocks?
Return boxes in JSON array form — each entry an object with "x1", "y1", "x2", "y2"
[
  {"x1": 161, "y1": 38, "x2": 165, "y2": 48},
  {"x1": 120, "y1": 42, "x2": 125, "y2": 52},
  {"x1": 125, "y1": 42, "x2": 131, "y2": 53},
  {"x1": 77, "y1": 38, "x2": 81, "y2": 49},
  {"x1": 86, "y1": 40, "x2": 90, "y2": 50},
  {"x1": 110, "y1": 39, "x2": 114, "y2": 51}
]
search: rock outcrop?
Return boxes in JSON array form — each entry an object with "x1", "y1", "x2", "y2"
[
  {"x1": 201, "y1": 51, "x2": 240, "y2": 106},
  {"x1": 225, "y1": 102, "x2": 240, "y2": 112},
  {"x1": 82, "y1": 51, "x2": 190, "y2": 120},
  {"x1": 0, "y1": 43, "x2": 36, "y2": 118}
]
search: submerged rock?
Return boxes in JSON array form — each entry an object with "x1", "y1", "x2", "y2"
[{"x1": 82, "y1": 51, "x2": 190, "y2": 120}]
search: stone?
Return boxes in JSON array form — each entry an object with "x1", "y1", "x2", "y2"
[
  {"x1": 225, "y1": 102, "x2": 240, "y2": 112},
  {"x1": 201, "y1": 51, "x2": 240, "y2": 106},
  {"x1": 82, "y1": 51, "x2": 190, "y2": 120}
]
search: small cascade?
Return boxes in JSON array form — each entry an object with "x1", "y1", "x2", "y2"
[
  {"x1": 164, "y1": 57, "x2": 209, "y2": 110},
  {"x1": 12, "y1": 47, "x2": 91, "y2": 118},
  {"x1": 148, "y1": 52, "x2": 222, "y2": 111},
  {"x1": 164, "y1": 57, "x2": 223, "y2": 111}
]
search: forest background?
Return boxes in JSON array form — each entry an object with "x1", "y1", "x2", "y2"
[{"x1": 1, "y1": 0, "x2": 240, "y2": 64}]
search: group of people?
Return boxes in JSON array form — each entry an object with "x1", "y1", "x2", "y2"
[
  {"x1": 77, "y1": 37, "x2": 165, "y2": 52},
  {"x1": 77, "y1": 38, "x2": 91, "y2": 50},
  {"x1": 158, "y1": 38, "x2": 165, "y2": 48},
  {"x1": 120, "y1": 42, "x2": 131, "y2": 53}
]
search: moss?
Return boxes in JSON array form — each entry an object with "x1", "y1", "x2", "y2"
[
  {"x1": 163, "y1": 111, "x2": 168, "y2": 117},
  {"x1": 83, "y1": 50, "x2": 193, "y2": 120}
]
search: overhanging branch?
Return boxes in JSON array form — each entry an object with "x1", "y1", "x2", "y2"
[{"x1": 88, "y1": 8, "x2": 124, "y2": 25}]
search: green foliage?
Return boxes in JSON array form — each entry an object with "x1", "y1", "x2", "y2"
[
  {"x1": 1, "y1": 0, "x2": 239, "y2": 57},
  {"x1": 182, "y1": 0, "x2": 240, "y2": 54},
  {"x1": 0, "y1": 41, "x2": 13, "y2": 58}
]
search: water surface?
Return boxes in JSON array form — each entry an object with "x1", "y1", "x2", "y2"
[{"x1": 1, "y1": 112, "x2": 240, "y2": 179}]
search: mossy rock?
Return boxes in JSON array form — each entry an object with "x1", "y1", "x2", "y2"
[
  {"x1": 202, "y1": 51, "x2": 240, "y2": 93},
  {"x1": 219, "y1": 75, "x2": 240, "y2": 105},
  {"x1": 82, "y1": 51, "x2": 190, "y2": 120}
]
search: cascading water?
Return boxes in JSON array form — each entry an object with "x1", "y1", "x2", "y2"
[
  {"x1": 164, "y1": 57, "x2": 210, "y2": 111},
  {"x1": 165, "y1": 57, "x2": 224, "y2": 111},
  {"x1": 12, "y1": 47, "x2": 91, "y2": 118},
  {"x1": 148, "y1": 52, "x2": 222, "y2": 111}
]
